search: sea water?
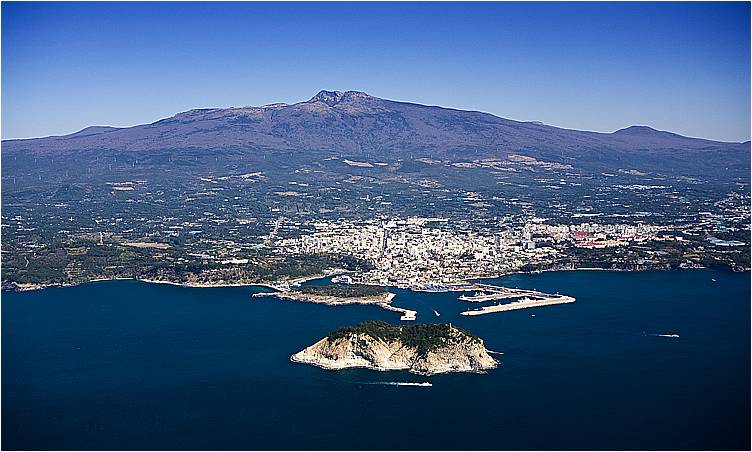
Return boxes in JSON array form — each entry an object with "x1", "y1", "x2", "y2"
[{"x1": 2, "y1": 270, "x2": 749, "y2": 450}]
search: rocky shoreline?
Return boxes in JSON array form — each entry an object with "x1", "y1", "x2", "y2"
[
  {"x1": 1, "y1": 269, "x2": 350, "y2": 293},
  {"x1": 290, "y1": 321, "x2": 498, "y2": 376}
]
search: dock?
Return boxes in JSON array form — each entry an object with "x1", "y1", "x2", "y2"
[
  {"x1": 458, "y1": 291, "x2": 530, "y2": 302},
  {"x1": 460, "y1": 295, "x2": 575, "y2": 316},
  {"x1": 456, "y1": 283, "x2": 546, "y2": 302}
]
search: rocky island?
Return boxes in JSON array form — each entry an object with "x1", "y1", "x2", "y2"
[{"x1": 291, "y1": 321, "x2": 498, "y2": 375}]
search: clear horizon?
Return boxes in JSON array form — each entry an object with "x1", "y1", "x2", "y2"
[{"x1": 2, "y1": 2, "x2": 750, "y2": 142}]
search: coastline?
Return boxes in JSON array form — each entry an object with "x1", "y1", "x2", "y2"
[
  {"x1": 3, "y1": 265, "x2": 741, "y2": 294},
  {"x1": 139, "y1": 278, "x2": 277, "y2": 290},
  {"x1": 1, "y1": 268, "x2": 351, "y2": 294},
  {"x1": 289, "y1": 354, "x2": 491, "y2": 376},
  {"x1": 4, "y1": 277, "x2": 279, "y2": 293},
  {"x1": 468, "y1": 264, "x2": 732, "y2": 285}
]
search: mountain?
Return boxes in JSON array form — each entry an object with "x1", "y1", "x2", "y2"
[{"x1": 2, "y1": 90, "x2": 748, "y2": 178}]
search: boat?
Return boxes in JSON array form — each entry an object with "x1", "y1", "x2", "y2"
[
  {"x1": 417, "y1": 284, "x2": 450, "y2": 293},
  {"x1": 331, "y1": 275, "x2": 353, "y2": 284},
  {"x1": 432, "y1": 309, "x2": 441, "y2": 317}
]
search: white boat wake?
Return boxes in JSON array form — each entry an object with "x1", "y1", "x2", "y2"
[
  {"x1": 432, "y1": 309, "x2": 441, "y2": 317},
  {"x1": 645, "y1": 332, "x2": 680, "y2": 338},
  {"x1": 363, "y1": 381, "x2": 432, "y2": 387}
]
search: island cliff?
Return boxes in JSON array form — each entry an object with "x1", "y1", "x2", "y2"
[{"x1": 291, "y1": 321, "x2": 498, "y2": 375}]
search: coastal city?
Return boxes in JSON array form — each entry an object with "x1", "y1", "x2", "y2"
[
  {"x1": 1, "y1": 154, "x2": 749, "y2": 292},
  {"x1": 275, "y1": 217, "x2": 675, "y2": 288},
  {"x1": 1, "y1": 135, "x2": 749, "y2": 293}
]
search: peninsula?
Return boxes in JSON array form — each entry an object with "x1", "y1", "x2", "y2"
[
  {"x1": 253, "y1": 284, "x2": 417, "y2": 320},
  {"x1": 290, "y1": 321, "x2": 498, "y2": 375},
  {"x1": 253, "y1": 283, "x2": 393, "y2": 304}
]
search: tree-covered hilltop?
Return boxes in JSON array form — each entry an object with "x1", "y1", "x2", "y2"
[
  {"x1": 300, "y1": 284, "x2": 387, "y2": 298},
  {"x1": 328, "y1": 320, "x2": 479, "y2": 353}
]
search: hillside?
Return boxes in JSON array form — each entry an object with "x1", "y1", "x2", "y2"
[{"x1": 3, "y1": 90, "x2": 748, "y2": 178}]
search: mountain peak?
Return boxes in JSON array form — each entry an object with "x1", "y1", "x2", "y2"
[
  {"x1": 65, "y1": 125, "x2": 120, "y2": 138},
  {"x1": 309, "y1": 90, "x2": 343, "y2": 105},
  {"x1": 613, "y1": 125, "x2": 689, "y2": 140},
  {"x1": 308, "y1": 90, "x2": 373, "y2": 106},
  {"x1": 614, "y1": 125, "x2": 660, "y2": 134}
]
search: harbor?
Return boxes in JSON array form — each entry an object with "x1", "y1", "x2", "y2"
[
  {"x1": 261, "y1": 272, "x2": 575, "y2": 320},
  {"x1": 457, "y1": 286, "x2": 535, "y2": 302}
]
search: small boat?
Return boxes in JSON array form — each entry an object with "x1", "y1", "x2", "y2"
[
  {"x1": 331, "y1": 275, "x2": 352, "y2": 284},
  {"x1": 711, "y1": 278, "x2": 717, "y2": 282},
  {"x1": 418, "y1": 284, "x2": 450, "y2": 293},
  {"x1": 432, "y1": 309, "x2": 441, "y2": 317}
]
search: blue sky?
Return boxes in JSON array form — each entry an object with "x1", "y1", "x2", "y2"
[{"x1": 2, "y1": 2, "x2": 749, "y2": 141}]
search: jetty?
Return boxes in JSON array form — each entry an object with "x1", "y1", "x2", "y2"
[
  {"x1": 460, "y1": 295, "x2": 575, "y2": 316},
  {"x1": 456, "y1": 283, "x2": 549, "y2": 303},
  {"x1": 379, "y1": 303, "x2": 417, "y2": 321},
  {"x1": 459, "y1": 290, "x2": 529, "y2": 302}
]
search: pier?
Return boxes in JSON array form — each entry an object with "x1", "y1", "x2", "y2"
[
  {"x1": 460, "y1": 295, "x2": 575, "y2": 316},
  {"x1": 378, "y1": 303, "x2": 417, "y2": 321},
  {"x1": 458, "y1": 290, "x2": 530, "y2": 302},
  {"x1": 455, "y1": 283, "x2": 547, "y2": 302}
]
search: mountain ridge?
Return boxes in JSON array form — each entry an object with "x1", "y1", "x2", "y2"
[
  {"x1": 4, "y1": 90, "x2": 745, "y2": 145},
  {"x1": 2, "y1": 90, "x2": 748, "y2": 179}
]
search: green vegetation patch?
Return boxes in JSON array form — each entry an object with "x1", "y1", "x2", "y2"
[
  {"x1": 300, "y1": 283, "x2": 387, "y2": 298},
  {"x1": 328, "y1": 320, "x2": 479, "y2": 353}
]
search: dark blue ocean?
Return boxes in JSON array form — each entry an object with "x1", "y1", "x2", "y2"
[{"x1": 2, "y1": 270, "x2": 750, "y2": 450}]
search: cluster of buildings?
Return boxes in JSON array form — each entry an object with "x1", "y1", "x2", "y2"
[
  {"x1": 274, "y1": 217, "x2": 670, "y2": 287},
  {"x1": 522, "y1": 221, "x2": 670, "y2": 249}
]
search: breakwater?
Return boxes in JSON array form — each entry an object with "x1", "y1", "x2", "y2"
[{"x1": 460, "y1": 295, "x2": 576, "y2": 315}]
